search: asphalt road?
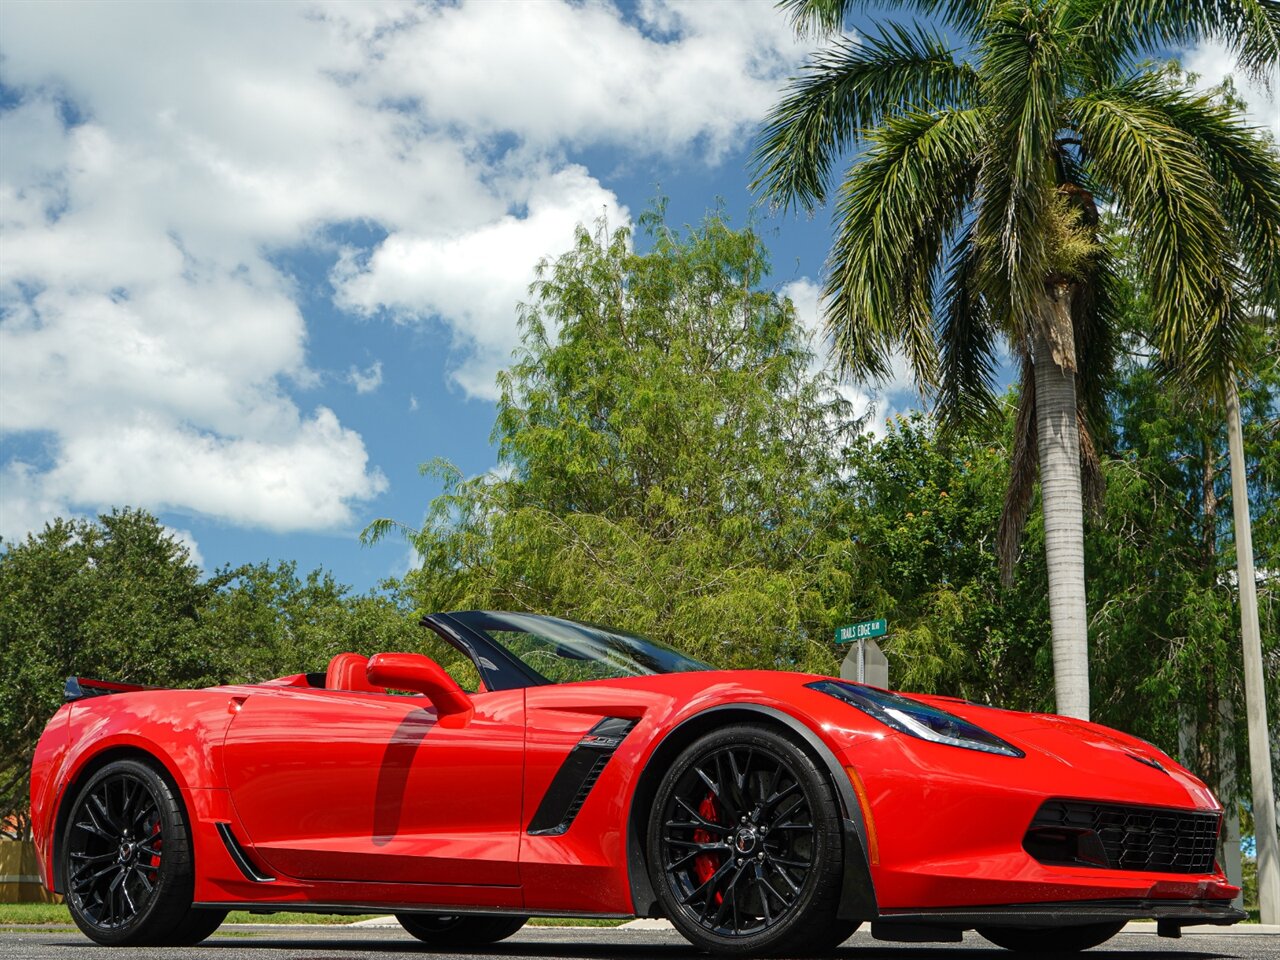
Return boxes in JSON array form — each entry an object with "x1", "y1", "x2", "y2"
[{"x1": 0, "y1": 925, "x2": 1275, "y2": 960}]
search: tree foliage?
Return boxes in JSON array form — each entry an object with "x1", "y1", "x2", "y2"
[
  {"x1": 0, "y1": 511, "x2": 434, "y2": 821},
  {"x1": 756, "y1": 0, "x2": 1280, "y2": 719},
  {"x1": 837, "y1": 414, "x2": 1054, "y2": 710},
  {"x1": 370, "y1": 210, "x2": 858, "y2": 673},
  {"x1": 0, "y1": 510, "x2": 218, "y2": 817},
  {"x1": 1092, "y1": 330, "x2": 1280, "y2": 801}
]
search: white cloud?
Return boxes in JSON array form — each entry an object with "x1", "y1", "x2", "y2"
[
  {"x1": 1183, "y1": 41, "x2": 1280, "y2": 138},
  {"x1": 0, "y1": 464, "x2": 203, "y2": 569},
  {"x1": 0, "y1": 462, "x2": 72, "y2": 546},
  {"x1": 333, "y1": 166, "x2": 629, "y2": 398},
  {"x1": 0, "y1": 0, "x2": 809, "y2": 540},
  {"x1": 348, "y1": 360, "x2": 384, "y2": 395},
  {"x1": 376, "y1": 0, "x2": 810, "y2": 160},
  {"x1": 163, "y1": 526, "x2": 205, "y2": 571}
]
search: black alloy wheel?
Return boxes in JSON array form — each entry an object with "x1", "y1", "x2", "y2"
[
  {"x1": 395, "y1": 913, "x2": 529, "y2": 946},
  {"x1": 63, "y1": 758, "x2": 219, "y2": 946},
  {"x1": 649, "y1": 724, "x2": 854, "y2": 956},
  {"x1": 977, "y1": 921, "x2": 1127, "y2": 953}
]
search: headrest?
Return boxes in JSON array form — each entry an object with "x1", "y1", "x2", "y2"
[{"x1": 325, "y1": 652, "x2": 385, "y2": 693}]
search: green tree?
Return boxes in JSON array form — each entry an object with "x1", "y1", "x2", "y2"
[
  {"x1": 837, "y1": 412, "x2": 1054, "y2": 708},
  {"x1": 370, "y1": 210, "x2": 856, "y2": 672},
  {"x1": 194, "y1": 562, "x2": 418, "y2": 682},
  {"x1": 1092, "y1": 328, "x2": 1279, "y2": 911},
  {"x1": 194, "y1": 562, "x2": 473, "y2": 687},
  {"x1": 0, "y1": 509, "x2": 220, "y2": 819},
  {"x1": 755, "y1": 0, "x2": 1280, "y2": 720},
  {"x1": 1092, "y1": 332, "x2": 1278, "y2": 779}
]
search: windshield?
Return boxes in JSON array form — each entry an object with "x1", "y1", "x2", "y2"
[{"x1": 448, "y1": 611, "x2": 710, "y2": 685}]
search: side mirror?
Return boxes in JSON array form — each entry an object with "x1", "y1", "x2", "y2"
[{"x1": 366, "y1": 653, "x2": 472, "y2": 717}]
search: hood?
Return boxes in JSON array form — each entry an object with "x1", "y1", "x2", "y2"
[{"x1": 908, "y1": 694, "x2": 1221, "y2": 812}]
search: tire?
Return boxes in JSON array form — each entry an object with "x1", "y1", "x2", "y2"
[
  {"x1": 647, "y1": 724, "x2": 850, "y2": 956},
  {"x1": 977, "y1": 921, "x2": 1126, "y2": 953},
  {"x1": 395, "y1": 913, "x2": 528, "y2": 947},
  {"x1": 163, "y1": 907, "x2": 228, "y2": 945},
  {"x1": 61, "y1": 757, "x2": 199, "y2": 947}
]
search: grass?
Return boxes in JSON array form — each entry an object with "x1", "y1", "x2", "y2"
[
  {"x1": 224, "y1": 911, "x2": 380, "y2": 925},
  {"x1": 0, "y1": 902, "x2": 626, "y2": 928},
  {"x1": 0, "y1": 904, "x2": 67, "y2": 925}
]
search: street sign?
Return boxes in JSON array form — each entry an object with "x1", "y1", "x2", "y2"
[
  {"x1": 841, "y1": 638, "x2": 889, "y2": 688},
  {"x1": 835, "y1": 618, "x2": 887, "y2": 643}
]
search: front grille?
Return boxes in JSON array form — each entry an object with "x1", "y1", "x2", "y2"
[{"x1": 1025, "y1": 800, "x2": 1220, "y2": 874}]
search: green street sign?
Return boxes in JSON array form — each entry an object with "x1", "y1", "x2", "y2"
[{"x1": 835, "y1": 618, "x2": 887, "y2": 643}]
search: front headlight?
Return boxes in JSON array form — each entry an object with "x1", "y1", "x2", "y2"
[{"x1": 808, "y1": 679, "x2": 1024, "y2": 758}]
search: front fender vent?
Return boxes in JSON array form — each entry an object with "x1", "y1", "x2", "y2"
[{"x1": 527, "y1": 718, "x2": 636, "y2": 836}]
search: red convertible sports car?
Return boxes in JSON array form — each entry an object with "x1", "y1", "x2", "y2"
[{"x1": 30, "y1": 611, "x2": 1241, "y2": 954}]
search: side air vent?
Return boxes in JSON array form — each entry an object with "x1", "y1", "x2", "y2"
[
  {"x1": 527, "y1": 718, "x2": 637, "y2": 836},
  {"x1": 216, "y1": 823, "x2": 275, "y2": 883}
]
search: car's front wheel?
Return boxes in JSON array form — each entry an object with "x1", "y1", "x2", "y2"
[
  {"x1": 648, "y1": 724, "x2": 853, "y2": 956},
  {"x1": 977, "y1": 921, "x2": 1127, "y2": 952},
  {"x1": 395, "y1": 913, "x2": 528, "y2": 947},
  {"x1": 62, "y1": 757, "x2": 215, "y2": 946}
]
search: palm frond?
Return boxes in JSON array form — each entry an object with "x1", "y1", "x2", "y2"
[
  {"x1": 777, "y1": 0, "x2": 853, "y2": 35},
  {"x1": 1077, "y1": 407, "x2": 1106, "y2": 517},
  {"x1": 824, "y1": 107, "x2": 985, "y2": 384},
  {"x1": 753, "y1": 22, "x2": 978, "y2": 212},
  {"x1": 1121, "y1": 75, "x2": 1280, "y2": 307},
  {"x1": 974, "y1": 0, "x2": 1071, "y2": 327},
  {"x1": 1075, "y1": 0, "x2": 1280, "y2": 80},
  {"x1": 1070, "y1": 247, "x2": 1121, "y2": 436},
  {"x1": 998, "y1": 353, "x2": 1037, "y2": 584},
  {"x1": 1062, "y1": 223, "x2": 1114, "y2": 516},
  {"x1": 936, "y1": 225, "x2": 1002, "y2": 431},
  {"x1": 777, "y1": 0, "x2": 996, "y2": 38},
  {"x1": 1067, "y1": 86, "x2": 1244, "y2": 383}
]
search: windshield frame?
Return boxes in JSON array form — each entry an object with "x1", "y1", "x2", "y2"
[{"x1": 424, "y1": 611, "x2": 709, "y2": 690}]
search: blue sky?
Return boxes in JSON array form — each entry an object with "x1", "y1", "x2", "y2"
[{"x1": 0, "y1": 1, "x2": 1268, "y2": 592}]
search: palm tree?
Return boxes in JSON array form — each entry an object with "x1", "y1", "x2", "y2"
[{"x1": 753, "y1": 0, "x2": 1280, "y2": 725}]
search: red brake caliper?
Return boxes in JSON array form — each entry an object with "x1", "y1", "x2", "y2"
[
  {"x1": 143, "y1": 818, "x2": 162, "y2": 879},
  {"x1": 692, "y1": 792, "x2": 724, "y2": 904}
]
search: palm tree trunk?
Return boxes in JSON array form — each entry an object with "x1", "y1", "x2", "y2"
[
  {"x1": 1225, "y1": 373, "x2": 1280, "y2": 924},
  {"x1": 1032, "y1": 307, "x2": 1090, "y2": 720}
]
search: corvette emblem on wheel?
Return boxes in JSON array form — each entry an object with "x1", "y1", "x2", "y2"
[{"x1": 28, "y1": 611, "x2": 1243, "y2": 953}]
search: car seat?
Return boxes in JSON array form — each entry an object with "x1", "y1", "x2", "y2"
[{"x1": 325, "y1": 652, "x2": 386, "y2": 693}]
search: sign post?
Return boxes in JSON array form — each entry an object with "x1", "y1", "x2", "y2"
[{"x1": 836, "y1": 619, "x2": 889, "y2": 687}]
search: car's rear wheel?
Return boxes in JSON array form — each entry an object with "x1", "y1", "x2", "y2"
[
  {"x1": 62, "y1": 758, "x2": 201, "y2": 946},
  {"x1": 977, "y1": 921, "x2": 1127, "y2": 952},
  {"x1": 394, "y1": 913, "x2": 528, "y2": 946},
  {"x1": 648, "y1": 724, "x2": 851, "y2": 956}
]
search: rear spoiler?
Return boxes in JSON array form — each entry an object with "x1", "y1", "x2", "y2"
[{"x1": 64, "y1": 677, "x2": 155, "y2": 702}]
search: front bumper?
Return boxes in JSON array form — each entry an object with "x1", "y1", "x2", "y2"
[
  {"x1": 877, "y1": 896, "x2": 1245, "y2": 932},
  {"x1": 867, "y1": 898, "x2": 1244, "y2": 943}
]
